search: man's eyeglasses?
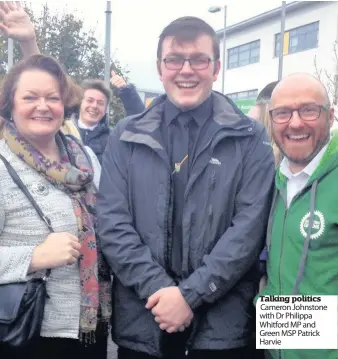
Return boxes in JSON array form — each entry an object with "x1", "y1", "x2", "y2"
[
  {"x1": 162, "y1": 56, "x2": 215, "y2": 70},
  {"x1": 269, "y1": 104, "x2": 330, "y2": 124}
]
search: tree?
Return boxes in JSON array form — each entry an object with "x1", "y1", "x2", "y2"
[
  {"x1": 109, "y1": 59, "x2": 129, "y2": 125},
  {"x1": 314, "y1": 41, "x2": 338, "y2": 121},
  {"x1": 0, "y1": 2, "x2": 129, "y2": 125}
]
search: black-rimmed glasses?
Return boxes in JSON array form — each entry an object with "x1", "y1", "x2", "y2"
[
  {"x1": 162, "y1": 56, "x2": 215, "y2": 70},
  {"x1": 269, "y1": 104, "x2": 330, "y2": 124}
]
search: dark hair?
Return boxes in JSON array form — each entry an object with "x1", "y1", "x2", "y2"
[
  {"x1": 81, "y1": 79, "x2": 112, "y2": 104},
  {"x1": 157, "y1": 16, "x2": 220, "y2": 60},
  {"x1": 0, "y1": 54, "x2": 83, "y2": 121},
  {"x1": 256, "y1": 81, "x2": 279, "y2": 102}
]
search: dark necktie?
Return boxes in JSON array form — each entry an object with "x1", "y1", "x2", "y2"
[
  {"x1": 162, "y1": 114, "x2": 192, "y2": 356},
  {"x1": 172, "y1": 113, "x2": 190, "y2": 180},
  {"x1": 171, "y1": 112, "x2": 191, "y2": 280}
]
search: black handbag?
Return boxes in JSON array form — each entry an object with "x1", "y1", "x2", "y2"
[{"x1": 0, "y1": 154, "x2": 53, "y2": 347}]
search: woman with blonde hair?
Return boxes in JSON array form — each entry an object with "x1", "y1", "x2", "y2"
[{"x1": 248, "y1": 81, "x2": 282, "y2": 165}]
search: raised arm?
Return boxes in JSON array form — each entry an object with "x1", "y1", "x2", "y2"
[{"x1": 0, "y1": 1, "x2": 40, "y2": 57}]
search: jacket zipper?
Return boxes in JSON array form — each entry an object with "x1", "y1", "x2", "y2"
[
  {"x1": 276, "y1": 183, "x2": 316, "y2": 294},
  {"x1": 164, "y1": 173, "x2": 174, "y2": 277},
  {"x1": 276, "y1": 189, "x2": 308, "y2": 359},
  {"x1": 183, "y1": 132, "x2": 231, "y2": 281},
  {"x1": 84, "y1": 131, "x2": 88, "y2": 146},
  {"x1": 278, "y1": 209, "x2": 287, "y2": 295},
  {"x1": 276, "y1": 208, "x2": 287, "y2": 359},
  {"x1": 184, "y1": 130, "x2": 255, "y2": 351}
]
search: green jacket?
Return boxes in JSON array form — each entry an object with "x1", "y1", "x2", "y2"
[{"x1": 260, "y1": 134, "x2": 338, "y2": 359}]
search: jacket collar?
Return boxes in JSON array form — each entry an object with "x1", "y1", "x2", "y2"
[
  {"x1": 120, "y1": 91, "x2": 256, "y2": 150},
  {"x1": 72, "y1": 112, "x2": 110, "y2": 134},
  {"x1": 276, "y1": 133, "x2": 338, "y2": 193},
  {"x1": 164, "y1": 96, "x2": 213, "y2": 128}
]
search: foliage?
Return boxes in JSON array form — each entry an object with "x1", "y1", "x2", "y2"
[{"x1": 0, "y1": 3, "x2": 130, "y2": 125}]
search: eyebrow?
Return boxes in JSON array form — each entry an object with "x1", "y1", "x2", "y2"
[
  {"x1": 23, "y1": 90, "x2": 60, "y2": 96},
  {"x1": 274, "y1": 102, "x2": 319, "y2": 108},
  {"x1": 85, "y1": 97, "x2": 105, "y2": 103},
  {"x1": 164, "y1": 52, "x2": 209, "y2": 57}
]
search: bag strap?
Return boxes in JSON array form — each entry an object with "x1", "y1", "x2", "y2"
[{"x1": 0, "y1": 153, "x2": 52, "y2": 279}]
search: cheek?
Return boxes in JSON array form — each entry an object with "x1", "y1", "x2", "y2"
[
  {"x1": 305, "y1": 122, "x2": 324, "y2": 138},
  {"x1": 271, "y1": 124, "x2": 285, "y2": 141},
  {"x1": 52, "y1": 104, "x2": 65, "y2": 119},
  {"x1": 200, "y1": 71, "x2": 216, "y2": 85},
  {"x1": 12, "y1": 104, "x2": 32, "y2": 121},
  {"x1": 158, "y1": 63, "x2": 176, "y2": 82},
  {"x1": 161, "y1": 70, "x2": 177, "y2": 85}
]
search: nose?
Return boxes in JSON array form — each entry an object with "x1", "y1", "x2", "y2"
[
  {"x1": 36, "y1": 97, "x2": 48, "y2": 111},
  {"x1": 89, "y1": 101, "x2": 98, "y2": 109},
  {"x1": 180, "y1": 60, "x2": 195, "y2": 75},
  {"x1": 288, "y1": 110, "x2": 305, "y2": 129}
]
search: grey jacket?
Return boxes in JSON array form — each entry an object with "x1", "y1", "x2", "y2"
[
  {"x1": 97, "y1": 92, "x2": 275, "y2": 356},
  {"x1": 0, "y1": 140, "x2": 101, "y2": 339}
]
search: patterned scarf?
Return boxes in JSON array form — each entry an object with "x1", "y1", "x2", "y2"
[{"x1": 3, "y1": 121, "x2": 111, "y2": 342}]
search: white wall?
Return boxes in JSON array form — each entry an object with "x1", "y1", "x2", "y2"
[{"x1": 215, "y1": 2, "x2": 338, "y2": 97}]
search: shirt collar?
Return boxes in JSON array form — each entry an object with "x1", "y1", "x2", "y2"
[
  {"x1": 280, "y1": 141, "x2": 329, "y2": 180},
  {"x1": 164, "y1": 95, "x2": 213, "y2": 127},
  {"x1": 78, "y1": 118, "x2": 98, "y2": 131}
]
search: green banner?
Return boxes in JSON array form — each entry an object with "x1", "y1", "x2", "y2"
[{"x1": 234, "y1": 99, "x2": 256, "y2": 115}]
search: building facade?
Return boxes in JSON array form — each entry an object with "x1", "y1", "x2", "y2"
[{"x1": 215, "y1": 1, "x2": 338, "y2": 105}]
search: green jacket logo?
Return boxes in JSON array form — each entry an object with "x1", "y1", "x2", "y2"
[{"x1": 300, "y1": 210, "x2": 325, "y2": 240}]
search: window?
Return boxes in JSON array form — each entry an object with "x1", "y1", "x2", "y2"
[
  {"x1": 275, "y1": 21, "x2": 319, "y2": 57},
  {"x1": 228, "y1": 40, "x2": 260, "y2": 69},
  {"x1": 227, "y1": 89, "x2": 258, "y2": 101}
]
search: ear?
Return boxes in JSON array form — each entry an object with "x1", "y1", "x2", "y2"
[
  {"x1": 157, "y1": 60, "x2": 163, "y2": 81},
  {"x1": 329, "y1": 107, "x2": 335, "y2": 127},
  {"x1": 213, "y1": 59, "x2": 221, "y2": 81}
]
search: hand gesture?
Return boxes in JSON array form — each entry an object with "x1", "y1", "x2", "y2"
[
  {"x1": 30, "y1": 232, "x2": 82, "y2": 272},
  {"x1": 146, "y1": 287, "x2": 194, "y2": 333},
  {"x1": 0, "y1": 2, "x2": 36, "y2": 42},
  {"x1": 110, "y1": 71, "x2": 127, "y2": 89}
]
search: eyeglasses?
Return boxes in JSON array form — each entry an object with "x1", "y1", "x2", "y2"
[
  {"x1": 269, "y1": 104, "x2": 330, "y2": 124},
  {"x1": 162, "y1": 56, "x2": 215, "y2": 70}
]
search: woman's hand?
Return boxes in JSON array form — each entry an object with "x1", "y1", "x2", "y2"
[
  {"x1": 0, "y1": 2, "x2": 36, "y2": 42},
  {"x1": 29, "y1": 232, "x2": 81, "y2": 272},
  {"x1": 0, "y1": 2, "x2": 40, "y2": 57}
]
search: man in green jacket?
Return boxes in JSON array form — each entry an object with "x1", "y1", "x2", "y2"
[{"x1": 259, "y1": 73, "x2": 337, "y2": 359}]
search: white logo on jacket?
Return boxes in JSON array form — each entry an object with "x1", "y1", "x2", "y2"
[
  {"x1": 209, "y1": 157, "x2": 221, "y2": 166},
  {"x1": 300, "y1": 210, "x2": 325, "y2": 240}
]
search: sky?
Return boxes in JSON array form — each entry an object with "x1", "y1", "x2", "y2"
[{"x1": 29, "y1": 0, "x2": 289, "y2": 92}]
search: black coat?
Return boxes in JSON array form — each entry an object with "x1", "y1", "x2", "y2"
[
  {"x1": 97, "y1": 92, "x2": 275, "y2": 356},
  {"x1": 78, "y1": 116, "x2": 110, "y2": 164}
]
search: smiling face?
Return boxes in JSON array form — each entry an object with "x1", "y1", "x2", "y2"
[
  {"x1": 157, "y1": 34, "x2": 220, "y2": 110},
  {"x1": 79, "y1": 88, "x2": 107, "y2": 126},
  {"x1": 12, "y1": 69, "x2": 64, "y2": 144},
  {"x1": 271, "y1": 75, "x2": 334, "y2": 173}
]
